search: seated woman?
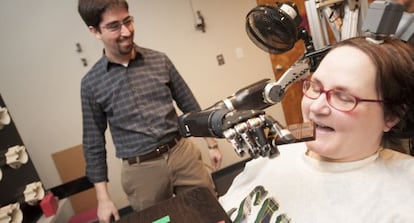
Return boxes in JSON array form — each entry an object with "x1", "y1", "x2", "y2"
[{"x1": 219, "y1": 36, "x2": 414, "y2": 223}]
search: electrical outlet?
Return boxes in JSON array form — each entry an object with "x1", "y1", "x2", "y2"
[{"x1": 216, "y1": 54, "x2": 225, "y2": 65}]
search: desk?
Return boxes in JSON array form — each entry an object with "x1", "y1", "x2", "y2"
[{"x1": 118, "y1": 187, "x2": 231, "y2": 223}]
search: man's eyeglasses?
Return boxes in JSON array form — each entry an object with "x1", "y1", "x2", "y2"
[
  {"x1": 302, "y1": 79, "x2": 383, "y2": 112},
  {"x1": 101, "y1": 16, "x2": 134, "y2": 33}
]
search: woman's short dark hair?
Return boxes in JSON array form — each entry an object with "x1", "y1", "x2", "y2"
[
  {"x1": 78, "y1": 0, "x2": 129, "y2": 30},
  {"x1": 333, "y1": 37, "x2": 414, "y2": 154}
]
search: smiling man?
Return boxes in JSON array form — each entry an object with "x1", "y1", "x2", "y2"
[{"x1": 77, "y1": 0, "x2": 222, "y2": 222}]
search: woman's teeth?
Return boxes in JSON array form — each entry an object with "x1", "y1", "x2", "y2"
[{"x1": 316, "y1": 123, "x2": 334, "y2": 131}]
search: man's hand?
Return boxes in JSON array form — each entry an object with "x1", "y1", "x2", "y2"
[
  {"x1": 208, "y1": 147, "x2": 222, "y2": 170},
  {"x1": 97, "y1": 198, "x2": 120, "y2": 223},
  {"x1": 204, "y1": 137, "x2": 222, "y2": 170},
  {"x1": 95, "y1": 182, "x2": 120, "y2": 223}
]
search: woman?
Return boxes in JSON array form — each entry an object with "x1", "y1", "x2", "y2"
[{"x1": 219, "y1": 37, "x2": 414, "y2": 223}]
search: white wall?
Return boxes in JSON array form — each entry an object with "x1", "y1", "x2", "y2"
[{"x1": 0, "y1": 0, "x2": 285, "y2": 208}]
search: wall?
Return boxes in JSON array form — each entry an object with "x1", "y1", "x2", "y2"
[{"x1": 0, "y1": 0, "x2": 285, "y2": 208}]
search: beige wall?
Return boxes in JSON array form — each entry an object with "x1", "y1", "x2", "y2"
[{"x1": 0, "y1": 0, "x2": 285, "y2": 208}]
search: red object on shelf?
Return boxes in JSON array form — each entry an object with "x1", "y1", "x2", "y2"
[{"x1": 40, "y1": 192, "x2": 58, "y2": 217}]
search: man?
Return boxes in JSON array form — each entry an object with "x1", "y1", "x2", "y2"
[{"x1": 77, "y1": 0, "x2": 222, "y2": 222}]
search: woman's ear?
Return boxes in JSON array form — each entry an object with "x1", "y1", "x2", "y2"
[{"x1": 383, "y1": 116, "x2": 400, "y2": 132}]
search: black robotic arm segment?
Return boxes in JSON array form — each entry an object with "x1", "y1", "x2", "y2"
[
  {"x1": 178, "y1": 109, "x2": 230, "y2": 138},
  {"x1": 178, "y1": 109, "x2": 266, "y2": 138},
  {"x1": 206, "y1": 79, "x2": 273, "y2": 111}
]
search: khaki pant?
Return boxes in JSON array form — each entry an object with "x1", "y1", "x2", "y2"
[{"x1": 121, "y1": 138, "x2": 215, "y2": 211}]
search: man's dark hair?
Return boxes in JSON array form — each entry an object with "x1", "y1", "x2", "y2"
[{"x1": 78, "y1": 0, "x2": 129, "y2": 29}]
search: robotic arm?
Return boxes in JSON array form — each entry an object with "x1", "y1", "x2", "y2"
[
  {"x1": 177, "y1": 55, "x2": 312, "y2": 138},
  {"x1": 178, "y1": 2, "x2": 323, "y2": 158},
  {"x1": 178, "y1": 106, "x2": 316, "y2": 158},
  {"x1": 178, "y1": 51, "x2": 323, "y2": 158}
]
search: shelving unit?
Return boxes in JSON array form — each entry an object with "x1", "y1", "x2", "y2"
[{"x1": 0, "y1": 94, "x2": 43, "y2": 223}]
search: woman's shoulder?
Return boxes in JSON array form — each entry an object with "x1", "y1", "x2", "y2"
[
  {"x1": 380, "y1": 148, "x2": 414, "y2": 160},
  {"x1": 379, "y1": 148, "x2": 414, "y2": 172}
]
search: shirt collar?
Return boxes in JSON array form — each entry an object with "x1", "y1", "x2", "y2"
[
  {"x1": 302, "y1": 150, "x2": 380, "y2": 173},
  {"x1": 102, "y1": 44, "x2": 144, "y2": 71}
]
